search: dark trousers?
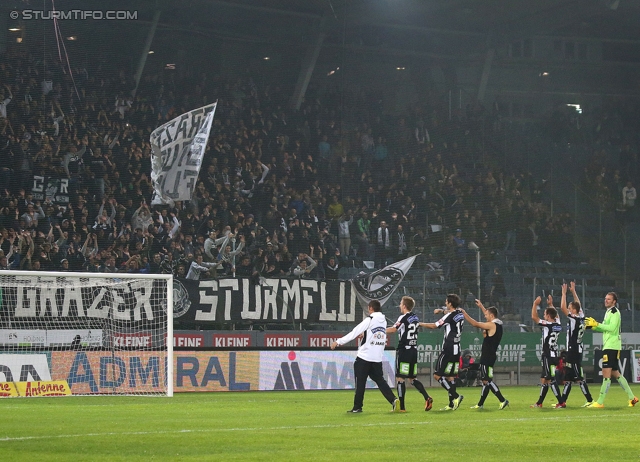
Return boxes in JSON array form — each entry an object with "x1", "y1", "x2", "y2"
[{"x1": 353, "y1": 356, "x2": 396, "y2": 410}]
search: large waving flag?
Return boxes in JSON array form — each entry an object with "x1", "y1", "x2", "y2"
[
  {"x1": 150, "y1": 103, "x2": 217, "y2": 206},
  {"x1": 351, "y1": 255, "x2": 417, "y2": 310}
]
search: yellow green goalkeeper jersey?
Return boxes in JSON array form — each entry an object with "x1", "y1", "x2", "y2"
[{"x1": 593, "y1": 307, "x2": 622, "y2": 350}]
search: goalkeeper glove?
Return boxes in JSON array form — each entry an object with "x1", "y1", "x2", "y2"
[{"x1": 584, "y1": 317, "x2": 599, "y2": 329}]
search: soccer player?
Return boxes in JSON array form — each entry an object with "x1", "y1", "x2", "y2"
[
  {"x1": 530, "y1": 295, "x2": 565, "y2": 408},
  {"x1": 559, "y1": 282, "x2": 593, "y2": 406},
  {"x1": 419, "y1": 293, "x2": 464, "y2": 411},
  {"x1": 585, "y1": 292, "x2": 638, "y2": 408},
  {"x1": 462, "y1": 299, "x2": 509, "y2": 410},
  {"x1": 386, "y1": 296, "x2": 433, "y2": 412},
  {"x1": 331, "y1": 299, "x2": 399, "y2": 413}
]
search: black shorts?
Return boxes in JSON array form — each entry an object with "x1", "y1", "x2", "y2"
[
  {"x1": 395, "y1": 348, "x2": 418, "y2": 378},
  {"x1": 479, "y1": 364, "x2": 495, "y2": 381},
  {"x1": 601, "y1": 349, "x2": 621, "y2": 371},
  {"x1": 434, "y1": 350, "x2": 460, "y2": 377},
  {"x1": 563, "y1": 351, "x2": 584, "y2": 381},
  {"x1": 540, "y1": 356, "x2": 559, "y2": 380}
]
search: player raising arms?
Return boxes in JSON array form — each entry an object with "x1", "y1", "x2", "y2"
[
  {"x1": 419, "y1": 294, "x2": 464, "y2": 411},
  {"x1": 531, "y1": 295, "x2": 565, "y2": 408},
  {"x1": 558, "y1": 282, "x2": 593, "y2": 407},
  {"x1": 461, "y1": 300, "x2": 509, "y2": 410},
  {"x1": 585, "y1": 292, "x2": 638, "y2": 408},
  {"x1": 386, "y1": 296, "x2": 433, "y2": 412}
]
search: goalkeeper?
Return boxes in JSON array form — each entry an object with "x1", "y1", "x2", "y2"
[{"x1": 584, "y1": 292, "x2": 638, "y2": 408}]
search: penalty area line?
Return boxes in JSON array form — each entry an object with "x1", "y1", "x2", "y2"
[{"x1": 0, "y1": 413, "x2": 633, "y2": 442}]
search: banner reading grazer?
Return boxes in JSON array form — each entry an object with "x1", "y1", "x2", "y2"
[
  {"x1": 150, "y1": 103, "x2": 217, "y2": 206},
  {"x1": 173, "y1": 278, "x2": 361, "y2": 324}
]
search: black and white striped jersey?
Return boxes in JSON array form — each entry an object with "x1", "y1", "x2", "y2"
[
  {"x1": 435, "y1": 309, "x2": 465, "y2": 355},
  {"x1": 393, "y1": 312, "x2": 420, "y2": 350},
  {"x1": 538, "y1": 318, "x2": 562, "y2": 358},
  {"x1": 566, "y1": 311, "x2": 585, "y2": 354}
]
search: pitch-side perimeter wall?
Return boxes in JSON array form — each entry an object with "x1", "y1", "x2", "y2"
[{"x1": 44, "y1": 350, "x2": 395, "y2": 392}]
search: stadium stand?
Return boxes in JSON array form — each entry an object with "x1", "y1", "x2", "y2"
[{"x1": 0, "y1": 34, "x2": 637, "y2": 331}]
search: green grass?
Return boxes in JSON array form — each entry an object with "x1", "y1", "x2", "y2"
[{"x1": 2, "y1": 385, "x2": 640, "y2": 461}]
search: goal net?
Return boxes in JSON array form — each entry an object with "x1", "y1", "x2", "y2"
[{"x1": 0, "y1": 271, "x2": 173, "y2": 397}]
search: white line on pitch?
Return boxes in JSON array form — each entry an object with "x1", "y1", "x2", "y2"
[{"x1": 0, "y1": 413, "x2": 635, "y2": 442}]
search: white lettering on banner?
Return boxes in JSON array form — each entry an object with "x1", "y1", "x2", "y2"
[
  {"x1": 7, "y1": 278, "x2": 157, "y2": 321},
  {"x1": 113, "y1": 335, "x2": 151, "y2": 348},
  {"x1": 62, "y1": 285, "x2": 85, "y2": 317},
  {"x1": 319, "y1": 282, "x2": 333, "y2": 321},
  {"x1": 174, "y1": 334, "x2": 204, "y2": 347},
  {"x1": 265, "y1": 336, "x2": 301, "y2": 348},
  {"x1": 15, "y1": 278, "x2": 38, "y2": 317},
  {"x1": 187, "y1": 278, "x2": 361, "y2": 322},
  {"x1": 220, "y1": 279, "x2": 239, "y2": 321},
  {"x1": 235, "y1": 280, "x2": 258, "y2": 320},
  {"x1": 40, "y1": 277, "x2": 58, "y2": 317},
  {"x1": 213, "y1": 336, "x2": 250, "y2": 348},
  {"x1": 150, "y1": 104, "x2": 216, "y2": 206},
  {"x1": 280, "y1": 280, "x2": 301, "y2": 321},
  {"x1": 339, "y1": 282, "x2": 357, "y2": 322},
  {"x1": 417, "y1": 344, "x2": 436, "y2": 363},
  {"x1": 300, "y1": 280, "x2": 317, "y2": 320},
  {"x1": 309, "y1": 337, "x2": 341, "y2": 347},
  {"x1": 129, "y1": 280, "x2": 153, "y2": 321},
  {"x1": 196, "y1": 280, "x2": 218, "y2": 321},
  {"x1": 262, "y1": 279, "x2": 280, "y2": 320}
]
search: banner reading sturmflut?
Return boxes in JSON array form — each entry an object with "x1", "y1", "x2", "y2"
[
  {"x1": 150, "y1": 103, "x2": 217, "y2": 206},
  {"x1": 351, "y1": 255, "x2": 417, "y2": 310}
]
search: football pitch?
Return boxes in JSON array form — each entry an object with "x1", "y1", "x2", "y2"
[{"x1": 2, "y1": 386, "x2": 640, "y2": 461}]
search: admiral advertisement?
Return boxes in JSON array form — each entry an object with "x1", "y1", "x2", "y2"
[
  {"x1": 50, "y1": 351, "x2": 167, "y2": 394},
  {"x1": 258, "y1": 350, "x2": 395, "y2": 391},
  {"x1": 44, "y1": 350, "x2": 392, "y2": 393}
]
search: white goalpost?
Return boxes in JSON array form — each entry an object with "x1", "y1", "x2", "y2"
[{"x1": 0, "y1": 270, "x2": 173, "y2": 397}]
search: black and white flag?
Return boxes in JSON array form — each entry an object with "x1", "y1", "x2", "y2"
[
  {"x1": 351, "y1": 255, "x2": 417, "y2": 310},
  {"x1": 150, "y1": 103, "x2": 217, "y2": 206}
]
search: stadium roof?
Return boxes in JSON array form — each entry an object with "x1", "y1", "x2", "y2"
[{"x1": 7, "y1": 0, "x2": 640, "y2": 63}]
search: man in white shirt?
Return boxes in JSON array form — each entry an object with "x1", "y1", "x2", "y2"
[
  {"x1": 332, "y1": 299, "x2": 399, "y2": 413},
  {"x1": 622, "y1": 181, "x2": 636, "y2": 208},
  {"x1": 185, "y1": 255, "x2": 218, "y2": 280},
  {"x1": 0, "y1": 84, "x2": 12, "y2": 118}
]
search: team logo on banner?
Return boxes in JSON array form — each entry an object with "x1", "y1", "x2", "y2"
[
  {"x1": 353, "y1": 268, "x2": 404, "y2": 300},
  {"x1": 173, "y1": 280, "x2": 192, "y2": 318},
  {"x1": 351, "y1": 255, "x2": 416, "y2": 307}
]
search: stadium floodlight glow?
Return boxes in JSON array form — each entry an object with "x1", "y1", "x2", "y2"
[
  {"x1": 66, "y1": 36, "x2": 77, "y2": 41},
  {"x1": 8, "y1": 28, "x2": 20, "y2": 32},
  {"x1": 567, "y1": 104, "x2": 582, "y2": 114},
  {"x1": 0, "y1": 270, "x2": 174, "y2": 397}
]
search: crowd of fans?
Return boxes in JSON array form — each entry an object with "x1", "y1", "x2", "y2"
[{"x1": 0, "y1": 44, "x2": 593, "y2": 284}]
